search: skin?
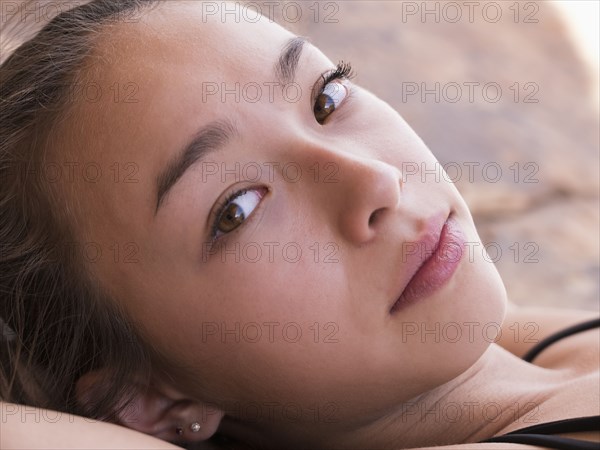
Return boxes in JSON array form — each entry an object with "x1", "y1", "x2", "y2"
[{"x1": 48, "y1": 2, "x2": 599, "y2": 449}]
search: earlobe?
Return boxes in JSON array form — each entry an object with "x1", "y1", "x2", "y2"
[{"x1": 75, "y1": 370, "x2": 225, "y2": 443}]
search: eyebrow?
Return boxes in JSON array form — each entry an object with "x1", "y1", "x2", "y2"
[
  {"x1": 154, "y1": 120, "x2": 236, "y2": 214},
  {"x1": 275, "y1": 36, "x2": 307, "y2": 85},
  {"x1": 154, "y1": 36, "x2": 307, "y2": 214}
]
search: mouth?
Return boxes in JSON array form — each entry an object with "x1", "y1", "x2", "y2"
[{"x1": 390, "y1": 212, "x2": 466, "y2": 314}]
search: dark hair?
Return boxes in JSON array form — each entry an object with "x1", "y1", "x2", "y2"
[{"x1": 0, "y1": 0, "x2": 163, "y2": 422}]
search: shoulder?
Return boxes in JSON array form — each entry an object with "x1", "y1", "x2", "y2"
[
  {"x1": 531, "y1": 319, "x2": 599, "y2": 374},
  {"x1": 409, "y1": 429, "x2": 600, "y2": 449},
  {"x1": 409, "y1": 443, "x2": 549, "y2": 449},
  {"x1": 498, "y1": 303, "x2": 599, "y2": 373}
]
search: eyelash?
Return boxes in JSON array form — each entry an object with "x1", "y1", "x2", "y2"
[
  {"x1": 207, "y1": 62, "x2": 356, "y2": 246},
  {"x1": 318, "y1": 61, "x2": 356, "y2": 93}
]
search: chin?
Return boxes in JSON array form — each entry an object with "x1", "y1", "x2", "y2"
[
  {"x1": 438, "y1": 248, "x2": 508, "y2": 372},
  {"x1": 454, "y1": 204, "x2": 508, "y2": 331},
  {"x1": 464, "y1": 257, "x2": 508, "y2": 346}
]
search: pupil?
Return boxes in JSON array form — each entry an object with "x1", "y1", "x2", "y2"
[
  {"x1": 220, "y1": 204, "x2": 245, "y2": 232},
  {"x1": 314, "y1": 93, "x2": 336, "y2": 122}
]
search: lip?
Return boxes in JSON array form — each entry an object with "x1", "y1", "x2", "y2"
[{"x1": 390, "y1": 213, "x2": 466, "y2": 314}]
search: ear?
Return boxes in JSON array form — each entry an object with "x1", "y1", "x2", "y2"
[{"x1": 75, "y1": 370, "x2": 225, "y2": 444}]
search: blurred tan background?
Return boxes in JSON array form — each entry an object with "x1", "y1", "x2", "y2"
[{"x1": 279, "y1": 0, "x2": 599, "y2": 311}]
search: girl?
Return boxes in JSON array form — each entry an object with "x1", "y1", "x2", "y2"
[{"x1": 1, "y1": 1, "x2": 598, "y2": 449}]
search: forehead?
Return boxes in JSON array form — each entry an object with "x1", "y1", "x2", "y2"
[
  {"x1": 99, "y1": 2, "x2": 295, "y2": 89},
  {"x1": 57, "y1": 2, "x2": 298, "y2": 227}
]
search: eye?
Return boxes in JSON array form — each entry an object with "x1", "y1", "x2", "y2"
[
  {"x1": 314, "y1": 80, "x2": 349, "y2": 124},
  {"x1": 313, "y1": 61, "x2": 355, "y2": 125},
  {"x1": 210, "y1": 187, "x2": 268, "y2": 242}
]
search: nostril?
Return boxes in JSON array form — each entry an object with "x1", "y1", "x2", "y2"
[{"x1": 369, "y1": 208, "x2": 384, "y2": 226}]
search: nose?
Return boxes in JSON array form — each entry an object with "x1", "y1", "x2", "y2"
[
  {"x1": 305, "y1": 149, "x2": 403, "y2": 245},
  {"x1": 335, "y1": 157, "x2": 402, "y2": 243}
]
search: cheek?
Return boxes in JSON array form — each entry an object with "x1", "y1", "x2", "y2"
[
  {"x1": 171, "y1": 218, "x2": 403, "y2": 404},
  {"x1": 198, "y1": 243, "x2": 348, "y2": 324},
  {"x1": 180, "y1": 259, "x2": 360, "y2": 401},
  {"x1": 460, "y1": 225, "x2": 508, "y2": 337},
  {"x1": 348, "y1": 88, "x2": 437, "y2": 168}
]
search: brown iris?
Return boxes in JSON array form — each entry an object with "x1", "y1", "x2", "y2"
[
  {"x1": 217, "y1": 204, "x2": 245, "y2": 233},
  {"x1": 314, "y1": 92, "x2": 337, "y2": 124}
]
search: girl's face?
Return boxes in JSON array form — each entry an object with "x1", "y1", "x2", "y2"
[{"x1": 60, "y1": 0, "x2": 506, "y2": 441}]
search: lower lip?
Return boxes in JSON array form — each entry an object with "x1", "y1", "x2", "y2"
[{"x1": 391, "y1": 216, "x2": 466, "y2": 314}]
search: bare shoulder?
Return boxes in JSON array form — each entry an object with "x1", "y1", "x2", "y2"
[
  {"x1": 530, "y1": 315, "x2": 599, "y2": 373},
  {"x1": 409, "y1": 443, "x2": 549, "y2": 449},
  {"x1": 499, "y1": 303, "x2": 599, "y2": 372},
  {"x1": 409, "y1": 430, "x2": 600, "y2": 449}
]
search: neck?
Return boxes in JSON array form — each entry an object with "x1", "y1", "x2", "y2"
[
  {"x1": 220, "y1": 344, "x2": 568, "y2": 449},
  {"x1": 333, "y1": 344, "x2": 567, "y2": 449}
]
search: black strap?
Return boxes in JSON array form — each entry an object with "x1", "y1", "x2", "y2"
[
  {"x1": 481, "y1": 433, "x2": 600, "y2": 450},
  {"x1": 479, "y1": 318, "x2": 600, "y2": 448},
  {"x1": 494, "y1": 415, "x2": 600, "y2": 436},
  {"x1": 479, "y1": 415, "x2": 600, "y2": 449},
  {"x1": 522, "y1": 318, "x2": 600, "y2": 363}
]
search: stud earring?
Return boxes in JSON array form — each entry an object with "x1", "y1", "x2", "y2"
[
  {"x1": 175, "y1": 426, "x2": 184, "y2": 436},
  {"x1": 190, "y1": 422, "x2": 201, "y2": 432}
]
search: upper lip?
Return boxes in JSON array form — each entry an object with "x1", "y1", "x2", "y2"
[{"x1": 389, "y1": 212, "x2": 449, "y2": 311}]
